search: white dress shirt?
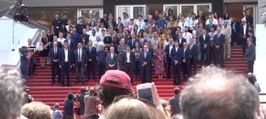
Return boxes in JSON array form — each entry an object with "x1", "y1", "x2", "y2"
[
  {"x1": 126, "y1": 52, "x2": 130, "y2": 63},
  {"x1": 64, "y1": 49, "x2": 68, "y2": 62},
  {"x1": 183, "y1": 32, "x2": 192, "y2": 44}
]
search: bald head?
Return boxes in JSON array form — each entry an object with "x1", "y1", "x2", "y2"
[{"x1": 180, "y1": 66, "x2": 259, "y2": 119}]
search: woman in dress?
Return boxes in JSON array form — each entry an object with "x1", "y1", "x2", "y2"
[
  {"x1": 154, "y1": 41, "x2": 165, "y2": 79},
  {"x1": 39, "y1": 30, "x2": 49, "y2": 68}
]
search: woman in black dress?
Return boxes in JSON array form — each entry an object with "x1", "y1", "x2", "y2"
[{"x1": 39, "y1": 30, "x2": 49, "y2": 68}]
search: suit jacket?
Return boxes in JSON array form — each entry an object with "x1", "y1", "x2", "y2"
[
  {"x1": 214, "y1": 33, "x2": 225, "y2": 48},
  {"x1": 49, "y1": 47, "x2": 62, "y2": 61},
  {"x1": 245, "y1": 43, "x2": 256, "y2": 61},
  {"x1": 171, "y1": 47, "x2": 183, "y2": 65},
  {"x1": 106, "y1": 53, "x2": 118, "y2": 68},
  {"x1": 231, "y1": 21, "x2": 240, "y2": 34},
  {"x1": 140, "y1": 51, "x2": 152, "y2": 67},
  {"x1": 165, "y1": 44, "x2": 173, "y2": 59},
  {"x1": 123, "y1": 51, "x2": 135, "y2": 64},
  {"x1": 73, "y1": 48, "x2": 87, "y2": 65},
  {"x1": 64, "y1": 39, "x2": 75, "y2": 51},
  {"x1": 126, "y1": 38, "x2": 139, "y2": 49},
  {"x1": 176, "y1": 38, "x2": 186, "y2": 47},
  {"x1": 199, "y1": 34, "x2": 210, "y2": 50},
  {"x1": 183, "y1": 48, "x2": 191, "y2": 63},
  {"x1": 239, "y1": 24, "x2": 249, "y2": 37},
  {"x1": 60, "y1": 49, "x2": 72, "y2": 66},
  {"x1": 86, "y1": 46, "x2": 97, "y2": 62},
  {"x1": 189, "y1": 43, "x2": 198, "y2": 61},
  {"x1": 169, "y1": 95, "x2": 180, "y2": 115}
]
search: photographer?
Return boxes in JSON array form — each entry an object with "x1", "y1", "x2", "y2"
[
  {"x1": 27, "y1": 38, "x2": 37, "y2": 76},
  {"x1": 19, "y1": 46, "x2": 31, "y2": 80},
  {"x1": 63, "y1": 93, "x2": 78, "y2": 119}
]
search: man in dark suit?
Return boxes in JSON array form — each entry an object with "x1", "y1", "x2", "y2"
[
  {"x1": 49, "y1": 42, "x2": 62, "y2": 84},
  {"x1": 86, "y1": 40, "x2": 97, "y2": 81},
  {"x1": 59, "y1": 42, "x2": 72, "y2": 87},
  {"x1": 126, "y1": 33, "x2": 139, "y2": 49},
  {"x1": 80, "y1": 28, "x2": 90, "y2": 41},
  {"x1": 214, "y1": 26, "x2": 225, "y2": 68},
  {"x1": 106, "y1": 46, "x2": 118, "y2": 70},
  {"x1": 231, "y1": 17, "x2": 240, "y2": 46},
  {"x1": 123, "y1": 45, "x2": 135, "y2": 84},
  {"x1": 182, "y1": 42, "x2": 191, "y2": 81},
  {"x1": 97, "y1": 44, "x2": 108, "y2": 79},
  {"x1": 140, "y1": 44, "x2": 152, "y2": 83},
  {"x1": 171, "y1": 41, "x2": 183, "y2": 85},
  {"x1": 239, "y1": 19, "x2": 249, "y2": 56},
  {"x1": 169, "y1": 88, "x2": 181, "y2": 116},
  {"x1": 176, "y1": 32, "x2": 186, "y2": 48},
  {"x1": 245, "y1": 37, "x2": 256, "y2": 73},
  {"x1": 199, "y1": 29, "x2": 211, "y2": 66},
  {"x1": 165, "y1": 38, "x2": 174, "y2": 79},
  {"x1": 206, "y1": 18, "x2": 217, "y2": 32},
  {"x1": 189, "y1": 38, "x2": 198, "y2": 75},
  {"x1": 65, "y1": 33, "x2": 75, "y2": 51},
  {"x1": 73, "y1": 43, "x2": 87, "y2": 84}
]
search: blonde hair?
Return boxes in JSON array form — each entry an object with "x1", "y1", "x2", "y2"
[{"x1": 21, "y1": 102, "x2": 52, "y2": 119}]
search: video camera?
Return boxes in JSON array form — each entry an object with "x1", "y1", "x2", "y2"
[{"x1": 19, "y1": 46, "x2": 35, "y2": 53}]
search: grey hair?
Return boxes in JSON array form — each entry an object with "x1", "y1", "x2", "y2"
[
  {"x1": 180, "y1": 66, "x2": 259, "y2": 119},
  {"x1": 0, "y1": 66, "x2": 24, "y2": 119}
]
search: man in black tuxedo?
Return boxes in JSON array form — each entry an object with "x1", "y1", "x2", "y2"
[
  {"x1": 182, "y1": 42, "x2": 191, "y2": 81},
  {"x1": 171, "y1": 41, "x2": 183, "y2": 85},
  {"x1": 127, "y1": 33, "x2": 139, "y2": 49},
  {"x1": 214, "y1": 26, "x2": 225, "y2": 68},
  {"x1": 245, "y1": 37, "x2": 256, "y2": 73},
  {"x1": 123, "y1": 45, "x2": 135, "y2": 84},
  {"x1": 165, "y1": 38, "x2": 174, "y2": 79},
  {"x1": 240, "y1": 19, "x2": 249, "y2": 56},
  {"x1": 106, "y1": 46, "x2": 118, "y2": 70},
  {"x1": 176, "y1": 32, "x2": 186, "y2": 48},
  {"x1": 199, "y1": 29, "x2": 211, "y2": 66},
  {"x1": 59, "y1": 42, "x2": 72, "y2": 87},
  {"x1": 231, "y1": 17, "x2": 240, "y2": 46},
  {"x1": 73, "y1": 43, "x2": 87, "y2": 84},
  {"x1": 49, "y1": 42, "x2": 62, "y2": 84},
  {"x1": 189, "y1": 38, "x2": 198, "y2": 75},
  {"x1": 140, "y1": 44, "x2": 152, "y2": 83},
  {"x1": 65, "y1": 33, "x2": 75, "y2": 51},
  {"x1": 86, "y1": 40, "x2": 97, "y2": 81}
]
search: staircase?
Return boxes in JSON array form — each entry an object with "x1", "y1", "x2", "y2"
[{"x1": 27, "y1": 46, "x2": 247, "y2": 110}]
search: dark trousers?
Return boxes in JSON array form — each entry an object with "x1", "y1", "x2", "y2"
[
  {"x1": 141, "y1": 65, "x2": 151, "y2": 83},
  {"x1": 51, "y1": 62, "x2": 61, "y2": 83},
  {"x1": 61, "y1": 62, "x2": 70, "y2": 86},
  {"x1": 135, "y1": 61, "x2": 141, "y2": 78},
  {"x1": 125, "y1": 63, "x2": 134, "y2": 84},
  {"x1": 21, "y1": 63, "x2": 29, "y2": 80},
  {"x1": 201, "y1": 49, "x2": 210, "y2": 66},
  {"x1": 29, "y1": 55, "x2": 36, "y2": 75},
  {"x1": 241, "y1": 37, "x2": 247, "y2": 56},
  {"x1": 214, "y1": 47, "x2": 224, "y2": 68},
  {"x1": 182, "y1": 62, "x2": 191, "y2": 81},
  {"x1": 190, "y1": 58, "x2": 197, "y2": 75},
  {"x1": 209, "y1": 46, "x2": 215, "y2": 62},
  {"x1": 87, "y1": 60, "x2": 96, "y2": 80},
  {"x1": 98, "y1": 64, "x2": 105, "y2": 79},
  {"x1": 166, "y1": 57, "x2": 172, "y2": 79},
  {"x1": 173, "y1": 64, "x2": 181, "y2": 85},
  {"x1": 248, "y1": 60, "x2": 254, "y2": 73},
  {"x1": 76, "y1": 63, "x2": 84, "y2": 82}
]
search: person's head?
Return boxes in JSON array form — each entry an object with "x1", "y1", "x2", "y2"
[
  {"x1": 183, "y1": 42, "x2": 188, "y2": 48},
  {"x1": 88, "y1": 40, "x2": 93, "y2": 46},
  {"x1": 96, "y1": 70, "x2": 133, "y2": 109},
  {"x1": 100, "y1": 44, "x2": 105, "y2": 50},
  {"x1": 224, "y1": 20, "x2": 229, "y2": 26},
  {"x1": 77, "y1": 43, "x2": 82, "y2": 49},
  {"x1": 89, "y1": 87, "x2": 97, "y2": 96},
  {"x1": 78, "y1": 17, "x2": 83, "y2": 23},
  {"x1": 169, "y1": 38, "x2": 174, "y2": 45},
  {"x1": 190, "y1": 38, "x2": 195, "y2": 45},
  {"x1": 63, "y1": 42, "x2": 69, "y2": 49},
  {"x1": 58, "y1": 32, "x2": 63, "y2": 38},
  {"x1": 157, "y1": 41, "x2": 164, "y2": 49},
  {"x1": 178, "y1": 32, "x2": 183, "y2": 38},
  {"x1": 135, "y1": 42, "x2": 140, "y2": 48},
  {"x1": 53, "y1": 42, "x2": 58, "y2": 48},
  {"x1": 55, "y1": 14, "x2": 59, "y2": 19},
  {"x1": 180, "y1": 66, "x2": 259, "y2": 119},
  {"x1": 174, "y1": 41, "x2": 179, "y2": 47},
  {"x1": 143, "y1": 44, "x2": 148, "y2": 52},
  {"x1": 80, "y1": 86, "x2": 86, "y2": 93},
  {"x1": 110, "y1": 46, "x2": 115, "y2": 53},
  {"x1": 67, "y1": 32, "x2": 71, "y2": 39},
  {"x1": 82, "y1": 37, "x2": 86, "y2": 44},
  {"x1": 216, "y1": 26, "x2": 221, "y2": 34},
  {"x1": 92, "y1": 29, "x2": 96, "y2": 35},
  {"x1": 131, "y1": 33, "x2": 136, "y2": 39},
  {"x1": 21, "y1": 102, "x2": 52, "y2": 119},
  {"x1": 202, "y1": 29, "x2": 207, "y2": 35},
  {"x1": 174, "y1": 87, "x2": 180, "y2": 95},
  {"x1": 243, "y1": 10, "x2": 247, "y2": 16},
  {"x1": 120, "y1": 39, "x2": 125, "y2": 45},
  {"x1": 104, "y1": 98, "x2": 159, "y2": 119},
  {"x1": 54, "y1": 103, "x2": 60, "y2": 110},
  {"x1": 159, "y1": 13, "x2": 163, "y2": 19},
  {"x1": 126, "y1": 45, "x2": 131, "y2": 52},
  {"x1": 0, "y1": 67, "x2": 24, "y2": 119},
  {"x1": 41, "y1": 30, "x2": 46, "y2": 36},
  {"x1": 138, "y1": 15, "x2": 143, "y2": 21},
  {"x1": 247, "y1": 73, "x2": 256, "y2": 85},
  {"x1": 53, "y1": 36, "x2": 58, "y2": 42},
  {"x1": 27, "y1": 38, "x2": 32, "y2": 45},
  {"x1": 210, "y1": 27, "x2": 215, "y2": 32},
  {"x1": 96, "y1": 36, "x2": 100, "y2": 42}
]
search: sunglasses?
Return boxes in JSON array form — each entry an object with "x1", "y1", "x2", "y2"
[{"x1": 113, "y1": 95, "x2": 156, "y2": 108}]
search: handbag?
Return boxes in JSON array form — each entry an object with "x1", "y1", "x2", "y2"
[{"x1": 36, "y1": 41, "x2": 43, "y2": 51}]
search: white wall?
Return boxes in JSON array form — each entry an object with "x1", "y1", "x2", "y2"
[
  {"x1": 23, "y1": 0, "x2": 103, "y2": 7},
  {"x1": 255, "y1": 24, "x2": 266, "y2": 93},
  {"x1": 0, "y1": 16, "x2": 38, "y2": 67}
]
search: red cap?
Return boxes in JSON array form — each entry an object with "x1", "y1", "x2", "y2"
[{"x1": 99, "y1": 70, "x2": 132, "y2": 90}]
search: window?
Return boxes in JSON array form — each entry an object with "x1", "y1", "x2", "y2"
[
  {"x1": 77, "y1": 8, "x2": 103, "y2": 22},
  {"x1": 163, "y1": 4, "x2": 212, "y2": 16},
  {"x1": 116, "y1": 5, "x2": 146, "y2": 20}
]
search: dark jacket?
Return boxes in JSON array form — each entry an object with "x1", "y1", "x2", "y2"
[
  {"x1": 171, "y1": 47, "x2": 183, "y2": 65},
  {"x1": 245, "y1": 43, "x2": 256, "y2": 61},
  {"x1": 73, "y1": 48, "x2": 87, "y2": 65},
  {"x1": 189, "y1": 43, "x2": 198, "y2": 61},
  {"x1": 86, "y1": 46, "x2": 97, "y2": 62},
  {"x1": 106, "y1": 53, "x2": 118, "y2": 69},
  {"x1": 199, "y1": 34, "x2": 210, "y2": 50},
  {"x1": 60, "y1": 49, "x2": 72, "y2": 66}
]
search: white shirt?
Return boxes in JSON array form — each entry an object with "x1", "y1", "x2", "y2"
[
  {"x1": 206, "y1": 18, "x2": 218, "y2": 25},
  {"x1": 126, "y1": 52, "x2": 130, "y2": 63},
  {"x1": 64, "y1": 49, "x2": 68, "y2": 62},
  {"x1": 169, "y1": 45, "x2": 173, "y2": 55},
  {"x1": 89, "y1": 35, "x2": 97, "y2": 43},
  {"x1": 243, "y1": 24, "x2": 247, "y2": 36},
  {"x1": 78, "y1": 48, "x2": 82, "y2": 62},
  {"x1": 93, "y1": 41, "x2": 104, "y2": 52},
  {"x1": 111, "y1": 53, "x2": 113, "y2": 59},
  {"x1": 57, "y1": 37, "x2": 66, "y2": 44},
  {"x1": 203, "y1": 35, "x2": 206, "y2": 41},
  {"x1": 178, "y1": 21, "x2": 189, "y2": 32},
  {"x1": 135, "y1": 20, "x2": 146, "y2": 30},
  {"x1": 183, "y1": 32, "x2": 192, "y2": 44}
]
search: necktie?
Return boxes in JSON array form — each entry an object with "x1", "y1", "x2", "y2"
[{"x1": 54, "y1": 48, "x2": 57, "y2": 54}]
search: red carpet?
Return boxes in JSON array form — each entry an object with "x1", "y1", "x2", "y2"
[{"x1": 27, "y1": 46, "x2": 247, "y2": 109}]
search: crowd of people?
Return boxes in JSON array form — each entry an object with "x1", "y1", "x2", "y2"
[{"x1": 31, "y1": 9, "x2": 256, "y2": 86}]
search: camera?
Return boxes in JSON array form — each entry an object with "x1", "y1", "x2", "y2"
[{"x1": 19, "y1": 46, "x2": 35, "y2": 53}]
